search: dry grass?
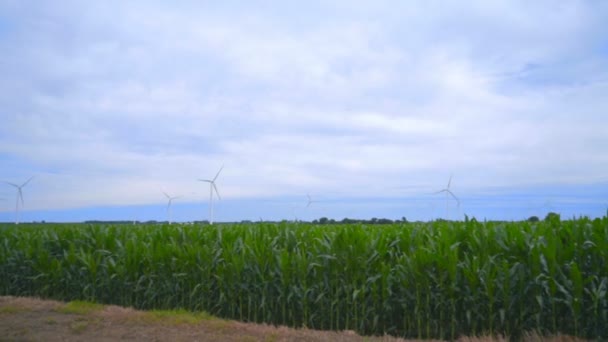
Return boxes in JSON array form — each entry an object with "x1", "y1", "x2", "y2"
[{"x1": 0, "y1": 296, "x2": 594, "y2": 341}]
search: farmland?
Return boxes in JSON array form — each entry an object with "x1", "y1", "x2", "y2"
[{"x1": 1, "y1": 216, "x2": 607, "y2": 340}]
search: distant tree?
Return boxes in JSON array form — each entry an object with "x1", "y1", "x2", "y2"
[
  {"x1": 527, "y1": 216, "x2": 540, "y2": 222},
  {"x1": 319, "y1": 217, "x2": 329, "y2": 224},
  {"x1": 544, "y1": 212, "x2": 560, "y2": 222}
]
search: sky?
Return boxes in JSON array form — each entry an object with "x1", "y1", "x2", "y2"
[{"x1": 0, "y1": 1, "x2": 607, "y2": 223}]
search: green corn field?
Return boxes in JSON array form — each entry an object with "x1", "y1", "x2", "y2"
[{"x1": 1, "y1": 216, "x2": 607, "y2": 340}]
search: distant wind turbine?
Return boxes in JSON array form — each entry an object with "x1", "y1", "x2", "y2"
[
  {"x1": 4, "y1": 176, "x2": 34, "y2": 225},
  {"x1": 198, "y1": 165, "x2": 223, "y2": 224},
  {"x1": 162, "y1": 190, "x2": 181, "y2": 224},
  {"x1": 434, "y1": 174, "x2": 460, "y2": 220},
  {"x1": 306, "y1": 193, "x2": 319, "y2": 208}
]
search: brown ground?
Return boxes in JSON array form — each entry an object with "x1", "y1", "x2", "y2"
[{"x1": 0, "y1": 296, "x2": 587, "y2": 342}]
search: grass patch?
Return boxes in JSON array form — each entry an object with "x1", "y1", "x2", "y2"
[
  {"x1": 264, "y1": 333, "x2": 279, "y2": 342},
  {"x1": 69, "y1": 318, "x2": 89, "y2": 334},
  {"x1": 57, "y1": 301, "x2": 104, "y2": 315},
  {"x1": 0, "y1": 305, "x2": 23, "y2": 314},
  {"x1": 143, "y1": 308, "x2": 215, "y2": 325}
]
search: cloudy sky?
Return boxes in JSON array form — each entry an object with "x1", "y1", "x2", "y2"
[{"x1": 1, "y1": 1, "x2": 607, "y2": 223}]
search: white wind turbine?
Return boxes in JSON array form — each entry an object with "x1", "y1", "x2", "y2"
[
  {"x1": 4, "y1": 176, "x2": 34, "y2": 225},
  {"x1": 198, "y1": 165, "x2": 223, "y2": 224},
  {"x1": 162, "y1": 190, "x2": 181, "y2": 224},
  {"x1": 306, "y1": 193, "x2": 320, "y2": 208},
  {"x1": 434, "y1": 174, "x2": 460, "y2": 220},
  {"x1": 305, "y1": 193, "x2": 326, "y2": 221}
]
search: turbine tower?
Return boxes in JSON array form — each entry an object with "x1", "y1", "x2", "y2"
[
  {"x1": 162, "y1": 190, "x2": 181, "y2": 224},
  {"x1": 198, "y1": 165, "x2": 223, "y2": 224},
  {"x1": 434, "y1": 174, "x2": 459, "y2": 220},
  {"x1": 4, "y1": 176, "x2": 34, "y2": 225}
]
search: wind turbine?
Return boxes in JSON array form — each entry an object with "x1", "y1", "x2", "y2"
[
  {"x1": 434, "y1": 174, "x2": 459, "y2": 220},
  {"x1": 162, "y1": 190, "x2": 181, "y2": 224},
  {"x1": 4, "y1": 176, "x2": 34, "y2": 225},
  {"x1": 198, "y1": 165, "x2": 223, "y2": 224},
  {"x1": 306, "y1": 193, "x2": 320, "y2": 208}
]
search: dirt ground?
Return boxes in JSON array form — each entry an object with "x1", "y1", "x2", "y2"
[{"x1": 0, "y1": 296, "x2": 587, "y2": 342}]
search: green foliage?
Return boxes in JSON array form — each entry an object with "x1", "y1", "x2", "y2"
[
  {"x1": 1, "y1": 218, "x2": 607, "y2": 339},
  {"x1": 0, "y1": 306, "x2": 22, "y2": 313},
  {"x1": 146, "y1": 308, "x2": 214, "y2": 324},
  {"x1": 58, "y1": 301, "x2": 104, "y2": 315},
  {"x1": 545, "y1": 212, "x2": 561, "y2": 223}
]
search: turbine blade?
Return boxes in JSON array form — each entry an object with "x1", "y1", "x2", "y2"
[
  {"x1": 18, "y1": 189, "x2": 24, "y2": 206},
  {"x1": 446, "y1": 190, "x2": 460, "y2": 204},
  {"x1": 213, "y1": 165, "x2": 224, "y2": 181},
  {"x1": 212, "y1": 183, "x2": 221, "y2": 200},
  {"x1": 198, "y1": 179, "x2": 212, "y2": 183},
  {"x1": 447, "y1": 174, "x2": 453, "y2": 189},
  {"x1": 21, "y1": 176, "x2": 34, "y2": 187},
  {"x1": 162, "y1": 191, "x2": 170, "y2": 199},
  {"x1": 4, "y1": 181, "x2": 19, "y2": 188}
]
